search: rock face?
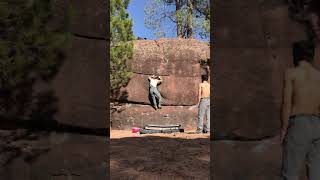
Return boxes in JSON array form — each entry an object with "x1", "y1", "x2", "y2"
[
  {"x1": 46, "y1": 0, "x2": 107, "y2": 129},
  {"x1": 119, "y1": 74, "x2": 201, "y2": 106},
  {"x1": 213, "y1": 0, "x2": 308, "y2": 179},
  {"x1": 51, "y1": 36, "x2": 107, "y2": 129},
  {"x1": 112, "y1": 38, "x2": 209, "y2": 129},
  {"x1": 120, "y1": 39, "x2": 209, "y2": 105},
  {"x1": 213, "y1": 0, "x2": 307, "y2": 139},
  {"x1": 111, "y1": 104, "x2": 198, "y2": 130},
  {"x1": 31, "y1": 0, "x2": 108, "y2": 129},
  {"x1": 0, "y1": 0, "x2": 108, "y2": 179},
  {"x1": 130, "y1": 39, "x2": 209, "y2": 76},
  {"x1": 51, "y1": 0, "x2": 107, "y2": 38}
]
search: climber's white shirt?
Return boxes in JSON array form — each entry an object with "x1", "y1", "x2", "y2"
[{"x1": 150, "y1": 78, "x2": 159, "y2": 87}]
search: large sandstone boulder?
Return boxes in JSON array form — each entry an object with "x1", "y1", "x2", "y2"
[
  {"x1": 116, "y1": 38, "x2": 209, "y2": 107},
  {"x1": 33, "y1": 0, "x2": 107, "y2": 129},
  {"x1": 213, "y1": 1, "x2": 307, "y2": 139},
  {"x1": 212, "y1": 1, "x2": 310, "y2": 179},
  {"x1": 111, "y1": 104, "x2": 199, "y2": 130},
  {"x1": 49, "y1": 36, "x2": 107, "y2": 129},
  {"x1": 112, "y1": 39, "x2": 209, "y2": 129},
  {"x1": 51, "y1": 0, "x2": 107, "y2": 38},
  {"x1": 0, "y1": 1, "x2": 108, "y2": 180},
  {"x1": 213, "y1": 48, "x2": 278, "y2": 138},
  {"x1": 130, "y1": 39, "x2": 209, "y2": 77},
  {"x1": 119, "y1": 74, "x2": 201, "y2": 105}
]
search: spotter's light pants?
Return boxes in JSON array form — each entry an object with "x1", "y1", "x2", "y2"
[
  {"x1": 197, "y1": 97, "x2": 210, "y2": 131},
  {"x1": 282, "y1": 115, "x2": 320, "y2": 180}
]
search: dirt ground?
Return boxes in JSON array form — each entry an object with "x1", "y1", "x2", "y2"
[{"x1": 110, "y1": 130, "x2": 210, "y2": 180}]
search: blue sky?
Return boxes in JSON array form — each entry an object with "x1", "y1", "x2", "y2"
[
  {"x1": 127, "y1": 0, "x2": 155, "y2": 39},
  {"x1": 127, "y1": 0, "x2": 208, "y2": 41}
]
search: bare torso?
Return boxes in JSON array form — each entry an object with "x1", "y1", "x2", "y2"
[
  {"x1": 290, "y1": 64, "x2": 320, "y2": 115},
  {"x1": 200, "y1": 81, "x2": 210, "y2": 98}
]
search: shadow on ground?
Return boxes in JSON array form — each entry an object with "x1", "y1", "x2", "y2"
[
  {"x1": 0, "y1": 117, "x2": 108, "y2": 167},
  {"x1": 110, "y1": 136, "x2": 210, "y2": 180}
]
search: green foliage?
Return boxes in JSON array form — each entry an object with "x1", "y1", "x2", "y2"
[
  {"x1": 0, "y1": 0, "x2": 70, "y2": 118},
  {"x1": 144, "y1": 0, "x2": 210, "y2": 39},
  {"x1": 193, "y1": 0, "x2": 210, "y2": 39},
  {"x1": 144, "y1": 0, "x2": 168, "y2": 38},
  {"x1": 110, "y1": 0, "x2": 134, "y2": 99}
]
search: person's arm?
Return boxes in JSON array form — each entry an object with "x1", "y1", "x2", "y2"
[
  {"x1": 197, "y1": 84, "x2": 202, "y2": 106},
  {"x1": 148, "y1": 76, "x2": 152, "y2": 81},
  {"x1": 281, "y1": 70, "x2": 293, "y2": 142},
  {"x1": 206, "y1": 65, "x2": 210, "y2": 75}
]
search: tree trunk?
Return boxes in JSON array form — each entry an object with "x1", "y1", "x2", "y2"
[
  {"x1": 175, "y1": 0, "x2": 183, "y2": 38},
  {"x1": 186, "y1": 0, "x2": 193, "y2": 38}
]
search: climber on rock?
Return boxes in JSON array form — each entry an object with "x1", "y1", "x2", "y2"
[
  {"x1": 148, "y1": 75, "x2": 163, "y2": 110},
  {"x1": 281, "y1": 40, "x2": 320, "y2": 180},
  {"x1": 196, "y1": 74, "x2": 210, "y2": 134}
]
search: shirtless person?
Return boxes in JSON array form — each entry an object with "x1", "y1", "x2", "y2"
[
  {"x1": 196, "y1": 75, "x2": 210, "y2": 134},
  {"x1": 148, "y1": 75, "x2": 163, "y2": 110},
  {"x1": 281, "y1": 40, "x2": 320, "y2": 180}
]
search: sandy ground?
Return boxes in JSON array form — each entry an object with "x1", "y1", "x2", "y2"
[{"x1": 110, "y1": 130, "x2": 210, "y2": 180}]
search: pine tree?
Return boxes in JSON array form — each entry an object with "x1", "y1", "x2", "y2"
[
  {"x1": 0, "y1": 0, "x2": 70, "y2": 119},
  {"x1": 144, "y1": 0, "x2": 209, "y2": 39},
  {"x1": 110, "y1": 0, "x2": 134, "y2": 99},
  {"x1": 193, "y1": 0, "x2": 210, "y2": 39},
  {"x1": 175, "y1": 0, "x2": 183, "y2": 38},
  {"x1": 186, "y1": 0, "x2": 193, "y2": 38}
]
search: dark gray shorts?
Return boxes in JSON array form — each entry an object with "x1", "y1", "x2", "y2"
[{"x1": 282, "y1": 114, "x2": 320, "y2": 180}]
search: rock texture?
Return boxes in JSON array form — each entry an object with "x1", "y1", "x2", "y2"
[
  {"x1": 51, "y1": 0, "x2": 107, "y2": 38},
  {"x1": 37, "y1": 0, "x2": 108, "y2": 129},
  {"x1": 111, "y1": 104, "x2": 198, "y2": 130},
  {"x1": 213, "y1": 0, "x2": 309, "y2": 179},
  {"x1": 124, "y1": 39, "x2": 209, "y2": 106},
  {"x1": 0, "y1": 0, "x2": 108, "y2": 179},
  {"x1": 51, "y1": 36, "x2": 107, "y2": 129},
  {"x1": 130, "y1": 39, "x2": 209, "y2": 76},
  {"x1": 112, "y1": 38, "x2": 209, "y2": 129},
  {"x1": 119, "y1": 74, "x2": 201, "y2": 105},
  {"x1": 213, "y1": 0, "x2": 307, "y2": 138}
]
